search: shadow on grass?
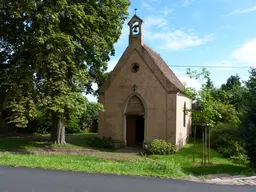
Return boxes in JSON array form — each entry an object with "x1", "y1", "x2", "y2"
[
  {"x1": 182, "y1": 163, "x2": 255, "y2": 176},
  {"x1": 0, "y1": 140, "x2": 53, "y2": 154},
  {"x1": 151, "y1": 140, "x2": 256, "y2": 176},
  {"x1": 0, "y1": 133, "x2": 98, "y2": 152}
]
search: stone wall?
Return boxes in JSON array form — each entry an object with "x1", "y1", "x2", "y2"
[
  {"x1": 175, "y1": 93, "x2": 192, "y2": 148},
  {"x1": 98, "y1": 47, "x2": 168, "y2": 143}
]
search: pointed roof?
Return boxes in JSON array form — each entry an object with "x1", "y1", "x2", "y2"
[
  {"x1": 143, "y1": 44, "x2": 185, "y2": 91},
  {"x1": 128, "y1": 15, "x2": 144, "y2": 26},
  {"x1": 99, "y1": 14, "x2": 185, "y2": 94}
]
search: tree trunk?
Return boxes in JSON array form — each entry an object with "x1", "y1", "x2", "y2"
[
  {"x1": 202, "y1": 127, "x2": 205, "y2": 166},
  {"x1": 205, "y1": 126, "x2": 207, "y2": 165},
  {"x1": 208, "y1": 126, "x2": 211, "y2": 163},
  {"x1": 50, "y1": 112, "x2": 66, "y2": 144},
  {"x1": 193, "y1": 125, "x2": 196, "y2": 162}
]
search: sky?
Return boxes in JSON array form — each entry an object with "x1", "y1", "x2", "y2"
[{"x1": 87, "y1": 0, "x2": 256, "y2": 102}]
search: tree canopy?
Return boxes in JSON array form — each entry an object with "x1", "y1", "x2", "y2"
[{"x1": 0, "y1": 0, "x2": 130, "y2": 143}]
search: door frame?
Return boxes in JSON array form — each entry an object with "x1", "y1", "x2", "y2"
[
  {"x1": 124, "y1": 113, "x2": 146, "y2": 147},
  {"x1": 123, "y1": 92, "x2": 147, "y2": 147}
]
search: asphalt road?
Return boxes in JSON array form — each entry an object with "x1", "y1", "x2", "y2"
[{"x1": 0, "y1": 166, "x2": 255, "y2": 192}]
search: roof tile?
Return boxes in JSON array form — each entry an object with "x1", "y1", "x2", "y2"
[{"x1": 143, "y1": 44, "x2": 185, "y2": 91}]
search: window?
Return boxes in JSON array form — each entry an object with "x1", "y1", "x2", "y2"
[
  {"x1": 183, "y1": 102, "x2": 186, "y2": 127},
  {"x1": 131, "y1": 63, "x2": 140, "y2": 73}
]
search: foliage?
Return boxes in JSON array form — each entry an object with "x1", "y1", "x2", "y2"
[
  {"x1": 221, "y1": 74, "x2": 241, "y2": 91},
  {"x1": 230, "y1": 154, "x2": 249, "y2": 165},
  {"x1": 241, "y1": 68, "x2": 256, "y2": 167},
  {"x1": 80, "y1": 102, "x2": 103, "y2": 130},
  {"x1": 141, "y1": 139, "x2": 177, "y2": 155},
  {"x1": 66, "y1": 116, "x2": 81, "y2": 134},
  {"x1": 30, "y1": 110, "x2": 51, "y2": 134},
  {"x1": 215, "y1": 103, "x2": 241, "y2": 127},
  {"x1": 218, "y1": 75, "x2": 248, "y2": 111},
  {"x1": 0, "y1": 0, "x2": 130, "y2": 143},
  {"x1": 152, "y1": 141, "x2": 254, "y2": 176},
  {"x1": 89, "y1": 136, "x2": 115, "y2": 149},
  {"x1": 186, "y1": 68, "x2": 220, "y2": 126},
  {"x1": 0, "y1": 116, "x2": 8, "y2": 133},
  {"x1": 210, "y1": 123, "x2": 246, "y2": 161},
  {"x1": 94, "y1": 71, "x2": 111, "y2": 97}
]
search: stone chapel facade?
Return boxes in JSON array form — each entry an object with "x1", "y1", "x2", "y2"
[{"x1": 98, "y1": 14, "x2": 192, "y2": 148}]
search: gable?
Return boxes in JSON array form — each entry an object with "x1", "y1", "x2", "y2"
[
  {"x1": 99, "y1": 45, "x2": 185, "y2": 94},
  {"x1": 143, "y1": 45, "x2": 185, "y2": 91}
]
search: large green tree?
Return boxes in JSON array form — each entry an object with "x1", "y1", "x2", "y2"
[
  {"x1": 241, "y1": 68, "x2": 256, "y2": 167},
  {"x1": 0, "y1": 0, "x2": 130, "y2": 143}
]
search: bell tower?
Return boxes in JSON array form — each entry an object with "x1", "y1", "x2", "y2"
[{"x1": 128, "y1": 9, "x2": 144, "y2": 46}]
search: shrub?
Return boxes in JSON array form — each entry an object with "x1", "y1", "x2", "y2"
[
  {"x1": 33, "y1": 110, "x2": 51, "y2": 134},
  {"x1": 89, "y1": 136, "x2": 114, "y2": 149},
  {"x1": 66, "y1": 116, "x2": 81, "y2": 134},
  {"x1": 80, "y1": 102, "x2": 102, "y2": 132},
  {"x1": 241, "y1": 119, "x2": 256, "y2": 167},
  {"x1": 230, "y1": 154, "x2": 249, "y2": 165},
  {"x1": 216, "y1": 139, "x2": 246, "y2": 158},
  {"x1": 141, "y1": 139, "x2": 177, "y2": 155},
  {"x1": 210, "y1": 123, "x2": 246, "y2": 160}
]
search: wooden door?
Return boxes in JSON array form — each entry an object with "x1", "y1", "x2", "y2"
[{"x1": 126, "y1": 115, "x2": 136, "y2": 147}]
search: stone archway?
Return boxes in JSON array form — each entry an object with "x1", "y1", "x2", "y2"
[{"x1": 124, "y1": 95, "x2": 145, "y2": 147}]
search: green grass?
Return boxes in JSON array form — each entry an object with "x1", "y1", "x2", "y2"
[
  {"x1": 0, "y1": 133, "x2": 97, "y2": 151},
  {"x1": 0, "y1": 153, "x2": 185, "y2": 178},
  {"x1": 0, "y1": 135, "x2": 255, "y2": 178},
  {"x1": 150, "y1": 141, "x2": 256, "y2": 176}
]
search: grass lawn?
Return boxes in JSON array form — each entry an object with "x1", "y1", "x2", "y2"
[
  {"x1": 0, "y1": 133, "x2": 97, "y2": 151},
  {"x1": 0, "y1": 153, "x2": 185, "y2": 178},
  {"x1": 150, "y1": 141, "x2": 256, "y2": 176},
  {"x1": 0, "y1": 134, "x2": 255, "y2": 178}
]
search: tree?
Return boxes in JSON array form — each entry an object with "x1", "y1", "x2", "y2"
[
  {"x1": 80, "y1": 102, "x2": 103, "y2": 131},
  {"x1": 241, "y1": 68, "x2": 256, "y2": 167},
  {"x1": 186, "y1": 68, "x2": 220, "y2": 165},
  {"x1": 186, "y1": 68, "x2": 220, "y2": 126},
  {"x1": 221, "y1": 74, "x2": 241, "y2": 91},
  {"x1": 0, "y1": 0, "x2": 130, "y2": 143},
  {"x1": 220, "y1": 74, "x2": 247, "y2": 110}
]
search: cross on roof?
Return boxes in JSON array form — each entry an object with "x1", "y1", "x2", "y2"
[{"x1": 134, "y1": 8, "x2": 137, "y2": 15}]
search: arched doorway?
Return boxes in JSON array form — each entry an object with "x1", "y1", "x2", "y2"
[{"x1": 125, "y1": 95, "x2": 145, "y2": 147}]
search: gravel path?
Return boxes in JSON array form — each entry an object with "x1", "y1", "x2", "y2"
[{"x1": 187, "y1": 174, "x2": 256, "y2": 186}]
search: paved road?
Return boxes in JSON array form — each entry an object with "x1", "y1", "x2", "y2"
[{"x1": 0, "y1": 166, "x2": 255, "y2": 192}]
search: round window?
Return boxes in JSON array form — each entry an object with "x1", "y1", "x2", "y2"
[{"x1": 131, "y1": 63, "x2": 140, "y2": 73}]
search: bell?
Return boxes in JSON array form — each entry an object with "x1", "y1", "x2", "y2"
[{"x1": 133, "y1": 24, "x2": 139, "y2": 33}]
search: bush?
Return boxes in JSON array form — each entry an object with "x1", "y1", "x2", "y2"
[
  {"x1": 80, "y1": 102, "x2": 102, "y2": 132},
  {"x1": 66, "y1": 116, "x2": 81, "y2": 134},
  {"x1": 230, "y1": 154, "x2": 249, "y2": 165},
  {"x1": 89, "y1": 136, "x2": 114, "y2": 149},
  {"x1": 241, "y1": 119, "x2": 256, "y2": 167},
  {"x1": 216, "y1": 139, "x2": 246, "y2": 158},
  {"x1": 32, "y1": 110, "x2": 52, "y2": 134},
  {"x1": 141, "y1": 139, "x2": 177, "y2": 155},
  {"x1": 210, "y1": 123, "x2": 246, "y2": 160},
  {"x1": 0, "y1": 116, "x2": 9, "y2": 133}
]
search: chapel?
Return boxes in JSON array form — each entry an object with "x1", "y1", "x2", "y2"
[{"x1": 98, "y1": 14, "x2": 192, "y2": 148}]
